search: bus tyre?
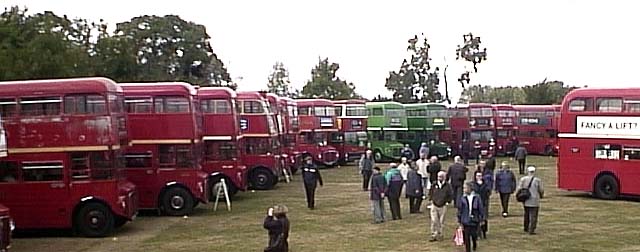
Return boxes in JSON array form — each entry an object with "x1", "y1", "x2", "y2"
[
  {"x1": 210, "y1": 177, "x2": 238, "y2": 199},
  {"x1": 74, "y1": 202, "x2": 114, "y2": 237},
  {"x1": 594, "y1": 175, "x2": 619, "y2": 200},
  {"x1": 161, "y1": 187, "x2": 194, "y2": 216},
  {"x1": 114, "y1": 216, "x2": 127, "y2": 228},
  {"x1": 251, "y1": 168, "x2": 275, "y2": 190},
  {"x1": 374, "y1": 150, "x2": 383, "y2": 162}
]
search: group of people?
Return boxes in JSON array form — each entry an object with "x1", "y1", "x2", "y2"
[
  {"x1": 262, "y1": 144, "x2": 543, "y2": 252},
  {"x1": 361, "y1": 145, "x2": 544, "y2": 252}
]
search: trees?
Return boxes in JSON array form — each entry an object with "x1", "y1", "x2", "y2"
[
  {"x1": 461, "y1": 80, "x2": 574, "y2": 105},
  {"x1": 522, "y1": 80, "x2": 574, "y2": 105},
  {"x1": 267, "y1": 62, "x2": 297, "y2": 97},
  {"x1": 385, "y1": 34, "x2": 441, "y2": 103},
  {"x1": 301, "y1": 57, "x2": 360, "y2": 99}
]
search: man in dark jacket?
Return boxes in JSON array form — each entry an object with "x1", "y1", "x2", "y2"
[
  {"x1": 514, "y1": 145, "x2": 528, "y2": 174},
  {"x1": 406, "y1": 166, "x2": 423, "y2": 214},
  {"x1": 485, "y1": 153, "x2": 496, "y2": 172},
  {"x1": 446, "y1": 156, "x2": 468, "y2": 205},
  {"x1": 429, "y1": 171, "x2": 453, "y2": 242},
  {"x1": 495, "y1": 161, "x2": 517, "y2": 217},
  {"x1": 263, "y1": 205, "x2": 290, "y2": 252},
  {"x1": 473, "y1": 171, "x2": 491, "y2": 239},
  {"x1": 427, "y1": 156, "x2": 442, "y2": 185},
  {"x1": 385, "y1": 163, "x2": 403, "y2": 220},
  {"x1": 369, "y1": 167, "x2": 386, "y2": 223},
  {"x1": 359, "y1": 149, "x2": 375, "y2": 191},
  {"x1": 302, "y1": 156, "x2": 323, "y2": 209},
  {"x1": 457, "y1": 182, "x2": 485, "y2": 252}
]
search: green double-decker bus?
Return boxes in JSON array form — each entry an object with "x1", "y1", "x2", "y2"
[
  {"x1": 366, "y1": 101, "x2": 406, "y2": 161},
  {"x1": 403, "y1": 103, "x2": 452, "y2": 159}
]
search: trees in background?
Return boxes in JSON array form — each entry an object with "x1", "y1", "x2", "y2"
[
  {"x1": 301, "y1": 57, "x2": 360, "y2": 99},
  {"x1": 461, "y1": 80, "x2": 575, "y2": 105}
]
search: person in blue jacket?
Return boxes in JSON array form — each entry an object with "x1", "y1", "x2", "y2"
[
  {"x1": 457, "y1": 182, "x2": 485, "y2": 252},
  {"x1": 495, "y1": 161, "x2": 517, "y2": 217}
]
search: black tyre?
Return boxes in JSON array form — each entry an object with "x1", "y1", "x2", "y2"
[
  {"x1": 114, "y1": 216, "x2": 127, "y2": 228},
  {"x1": 161, "y1": 187, "x2": 195, "y2": 216},
  {"x1": 594, "y1": 175, "x2": 619, "y2": 200},
  {"x1": 374, "y1": 150, "x2": 383, "y2": 162},
  {"x1": 74, "y1": 202, "x2": 114, "y2": 237},
  {"x1": 250, "y1": 168, "x2": 275, "y2": 190},
  {"x1": 209, "y1": 177, "x2": 238, "y2": 199}
]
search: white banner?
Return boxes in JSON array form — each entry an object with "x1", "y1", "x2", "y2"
[{"x1": 576, "y1": 116, "x2": 640, "y2": 136}]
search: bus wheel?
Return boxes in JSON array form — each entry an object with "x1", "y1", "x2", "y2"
[
  {"x1": 210, "y1": 178, "x2": 238, "y2": 199},
  {"x1": 162, "y1": 187, "x2": 195, "y2": 216},
  {"x1": 544, "y1": 145, "x2": 553, "y2": 156},
  {"x1": 594, "y1": 175, "x2": 619, "y2": 200},
  {"x1": 374, "y1": 150, "x2": 383, "y2": 162},
  {"x1": 74, "y1": 202, "x2": 114, "y2": 237},
  {"x1": 251, "y1": 168, "x2": 275, "y2": 190},
  {"x1": 114, "y1": 216, "x2": 127, "y2": 228}
]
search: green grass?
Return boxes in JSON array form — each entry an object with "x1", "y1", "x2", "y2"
[{"x1": 11, "y1": 156, "x2": 640, "y2": 252}]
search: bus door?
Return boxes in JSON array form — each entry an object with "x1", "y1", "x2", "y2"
[{"x1": 123, "y1": 147, "x2": 157, "y2": 208}]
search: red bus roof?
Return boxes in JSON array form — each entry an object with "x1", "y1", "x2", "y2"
[
  {"x1": 0, "y1": 77, "x2": 120, "y2": 95},
  {"x1": 492, "y1": 104, "x2": 515, "y2": 110},
  {"x1": 280, "y1": 96, "x2": 296, "y2": 104},
  {"x1": 120, "y1": 82, "x2": 197, "y2": 96},
  {"x1": 237, "y1": 91, "x2": 263, "y2": 99},
  {"x1": 197, "y1": 87, "x2": 236, "y2": 99},
  {"x1": 296, "y1": 99, "x2": 334, "y2": 106},
  {"x1": 331, "y1": 99, "x2": 367, "y2": 105}
]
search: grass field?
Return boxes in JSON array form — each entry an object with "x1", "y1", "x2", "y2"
[{"x1": 11, "y1": 156, "x2": 640, "y2": 252}]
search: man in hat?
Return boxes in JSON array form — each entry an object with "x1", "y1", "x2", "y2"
[
  {"x1": 518, "y1": 166, "x2": 544, "y2": 235},
  {"x1": 359, "y1": 149, "x2": 375, "y2": 191},
  {"x1": 302, "y1": 155, "x2": 323, "y2": 209},
  {"x1": 369, "y1": 166, "x2": 386, "y2": 223}
]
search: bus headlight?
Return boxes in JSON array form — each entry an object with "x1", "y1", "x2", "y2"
[
  {"x1": 281, "y1": 154, "x2": 288, "y2": 158},
  {"x1": 318, "y1": 154, "x2": 322, "y2": 159}
]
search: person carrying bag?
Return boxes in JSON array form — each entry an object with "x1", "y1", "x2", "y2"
[{"x1": 516, "y1": 175, "x2": 535, "y2": 202}]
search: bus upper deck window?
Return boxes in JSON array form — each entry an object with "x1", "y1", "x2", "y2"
[
  {"x1": 596, "y1": 98, "x2": 622, "y2": 112},
  {"x1": 624, "y1": 100, "x2": 640, "y2": 113},
  {"x1": 569, "y1": 98, "x2": 593, "y2": 112}
]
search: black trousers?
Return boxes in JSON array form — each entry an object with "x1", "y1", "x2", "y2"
[
  {"x1": 463, "y1": 224, "x2": 478, "y2": 252},
  {"x1": 428, "y1": 172, "x2": 438, "y2": 185},
  {"x1": 499, "y1": 193, "x2": 511, "y2": 214},
  {"x1": 452, "y1": 184, "x2": 463, "y2": 205},
  {"x1": 518, "y1": 159, "x2": 526, "y2": 174},
  {"x1": 362, "y1": 170, "x2": 372, "y2": 190},
  {"x1": 524, "y1": 206, "x2": 539, "y2": 233},
  {"x1": 408, "y1": 196, "x2": 422, "y2": 213},
  {"x1": 388, "y1": 197, "x2": 402, "y2": 220},
  {"x1": 304, "y1": 183, "x2": 317, "y2": 209},
  {"x1": 480, "y1": 203, "x2": 489, "y2": 237}
]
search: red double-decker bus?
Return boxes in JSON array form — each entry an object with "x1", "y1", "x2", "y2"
[
  {"x1": 263, "y1": 94, "x2": 300, "y2": 174},
  {"x1": 558, "y1": 88, "x2": 640, "y2": 199},
  {"x1": 296, "y1": 99, "x2": 340, "y2": 166},
  {"x1": 492, "y1": 104, "x2": 518, "y2": 156},
  {"x1": 0, "y1": 78, "x2": 137, "y2": 237},
  {"x1": 513, "y1": 105, "x2": 560, "y2": 155},
  {"x1": 0, "y1": 204, "x2": 12, "y2": 251},
  {"x1": 236, "y1": 92, "x2": 282, "y2": 190},
  {"x1": 445, "y1": 103, "x2": 495, "y2": 158},
  {"x1": 198, "y1": 87, "x2": 247, "y2": 197},
  {"x1": 121, "y1": 83, "x2": 208, "y2": 216},
  {"x1": 332, "y1": 100, "x2": 368, "y2": 164}
]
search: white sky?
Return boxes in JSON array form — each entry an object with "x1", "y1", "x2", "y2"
[{"x1": 5, "y1": 0, "x2": 640, "y2": 102}]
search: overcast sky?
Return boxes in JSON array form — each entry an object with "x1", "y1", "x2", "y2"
[{"x1": 5, "y1": 0, "x2": 639, "y2": 102}]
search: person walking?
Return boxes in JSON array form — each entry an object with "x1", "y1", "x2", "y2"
[
  {"x1": 359, "y1": 149, "x2": 375, "y2": 191},
  {"x1": 446, "y1": 156, "x2": 468, "y2": 205},
  {"x1": 263, "y1": 205, "x2": 290, "y2": 252},
  {"x1": 398, "y1": 157, "x2": 411, "y2": 182},
  {"x1": 301, "y1": 156, "x2": 323, "y2": 210},
  {"x1": 416, "y1": 154, "x2": 430, "y2": 195},
  {"x1": 514, "y1": 145, "x2": 528, "y2": 175},
  {"x1": 385, "y1": 163, "x2": 404, "y2": 220},
  {"x1": 495, "y1": 161, "x2": 517, "y2": 217},
  {"x1": 369, "y1": 167, "x2": 387, "y2": 224},
  {"x1": 473, "y1": 140, "x2": 482, "y2": 164},
  {"x1": 429, "y1": 171, "x2": 453, "y2": 242},
  {"x1": 485, "y1": 153, "x2": 496, "y2": 172},
  {"x1": 406, "y1": 165, "x2": 423, "y2": 214},
  {"x1": 427, "y1": 156, "x2": 442, "y2": 185},
  {"x1": 419, "y1": 142, "x2": 430, "y2": 159},
  {"x1": 518, "y1": 166, "x2": 544, "y2": 235},
  {"x1": 457, "y1": 182, "x2": 485, "y2": 252},
  {"x1": 462, "y1": 140, "x2": 471, "y2": 165},
  {"x1": 473, "y1": 171, "x2": 491, "y2": 239}
]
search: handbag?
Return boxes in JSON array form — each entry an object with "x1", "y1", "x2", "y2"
[
  {"x1": 453, "y1": 226, "x2": 464, "y2": 246},
  {"x1": 264, "y1": 220, "x2": 286, "y2": 252},
  {"x1": 516, "y1": 176, "x2": 535, "y2": 202}
]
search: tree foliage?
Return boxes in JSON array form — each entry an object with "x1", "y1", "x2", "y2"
[
  {"x1": 385, "y1": 34, "x2": 441, "y2": 103},
  {"x1": 301, "y1": 57, "x2": 359, "y2": 99},
  {"x1": 461, "y1": 80, "x2": 575, "y2": 105},
  {"x1": 456, "y1": 33, "x2": 487, "y2": 90},
  {"x1": 267, "y1": 61, "x2": 297, "y2": 97},
  {"x1": 0, "y1": 7, "x2": 233, "y2": 88}
]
